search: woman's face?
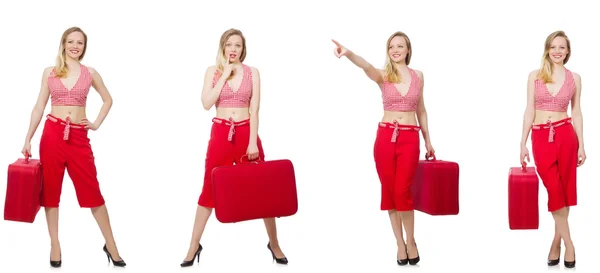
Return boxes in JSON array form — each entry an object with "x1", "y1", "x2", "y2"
[
  {"x1": 548, "y1": 36, "x2": 569, "y2": 64},
  {"x1": 224, "y1": 34, "x2": 243, "y2": 63},
  {"x1": 64, "y1": 31, "x2": 85, "y2": 60},
  {"x1": 388, "y1": 35, "x2": 409, "y2": 63}
]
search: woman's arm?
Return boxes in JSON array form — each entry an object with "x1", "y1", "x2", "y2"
[
  {"x1": 332, "y1": 39, "x2": 384, "y2": 84},
  {"x1": 24, "y1": 67, "x2": 52, "y2": 145},
  {"x1": 520, "y1": 71, "x2": 537, "y2": 147},
  {"x1": 201, "y1": 66, "x2": 229, "y2": 110},
  {"x1": 87, "y1": 67, "x2": 113, "y2": 129},
  {"x1": 415, "y1": 71, "x2": 431, "y2": 145},
  {"x1": 571, "y1": 72, "x2": 584, "y2": 148},
  {"x1": 248, "y1": 67, "x2": 261, "y2": 148}
]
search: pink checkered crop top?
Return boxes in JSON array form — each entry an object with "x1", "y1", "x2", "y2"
[
  {"x1": 213, "y1": 64, "x2": 253, "y2": 108},
  {"x1": 48, "y1": 64, "x2": 92, "y2": 107},
  {"x1": 534, "y1": 68, "x2": 576, "y2": 112},
  {"x1": 380, "y1": 68, "x2": 422, "y2": 112}
]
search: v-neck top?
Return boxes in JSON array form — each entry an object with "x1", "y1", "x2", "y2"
[
  {"x1": 534, "y1": 68, "x2": 576, "y2": 112},
  {"x1": 213, "y1": 64, "x2": 253, "y2": 108},
  {"x1": 48, "y1": 64, "x2": 92, "y2": 107},
  {"x1": 380, "y1": 67, "x2": 422, "y2": 112}
]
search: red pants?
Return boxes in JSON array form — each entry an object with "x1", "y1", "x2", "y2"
[
  {"x1": 197, "y1": 117, "x2": 265, "y2": 208},
  {"x1": 373, "y1": 121, "x2": 421, "y2": 211},
  {"x1": 39, "y1": 115, "x2": 105, "y2": 208},
  {"x1": 531, "y1": 118, "x2": 578, "y2": 212}
]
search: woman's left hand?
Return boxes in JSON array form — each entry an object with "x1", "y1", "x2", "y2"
[
  {"x1": 425, "y1": 142, "x2": 435, "y2": 159},
  {"x1": 246, "y1": 144, "x2": 259, "y2": 161},
  {"x1": 577, "y1": 147, "x2": 586, "y2": 167},
  {"x1": 81, "y1": 118, "x2": 99, "y2": 131}
]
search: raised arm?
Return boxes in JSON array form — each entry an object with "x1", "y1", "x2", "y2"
[
  {"x1": 201, "y1": 65, "x2": 230, "y2": 110},
  {"x1": 22, "y1": 67, "x2": 52, "y2": 156},
  {"x1": 520, "y1": 71, "x2": 537, "y2": 162},
  {"x1": 332, "y1": 39, "x2": 384, "y2": 84}
]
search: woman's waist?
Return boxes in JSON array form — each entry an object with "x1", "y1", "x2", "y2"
[
  {"x1": 381, "y1": 111, "x2": 417, "y2": 126},
  {"x1": 534, "y1": 110, "x2": 569, "y2": 124},
  {"x1": 215, "y1": 107, "x2": 250, "y2": 121},
  {"x1": 49, "y1": 107, "x2": 87, "y2": 123}
]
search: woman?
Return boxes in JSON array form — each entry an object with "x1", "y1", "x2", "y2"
[
  {"x1": 180, "y1": 28, "x2": 288, "y2": 267},
  {"x1": 21, "y1": 27, "x2": 125, "y2": 267},
  {"x1": 331, "y1": 31, "x2": 434, "y2": 266},
  {"x1": 520, "y1": 30, "x2": 585, "y2": 269}
]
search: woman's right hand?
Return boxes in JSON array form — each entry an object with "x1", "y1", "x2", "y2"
[
  {"x1": 222, "y1": 61, "x2": 233, "y2": 78},
  {"x1": 520, "y1": 145, "x2": 530, "y2": 164},
  {"x1": 332, "y1": 39, "x2": 349, "y2": 58},
  {"x1": 22, "y1": 142, "x2": 31, "y2": 158}
]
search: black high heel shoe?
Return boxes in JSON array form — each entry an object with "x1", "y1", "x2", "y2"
[
  {"x1": 397, "y1": 244, "x2": 408, "y2": 266},
  {"x1": 50, "y1": 255, "x2": 62, "y2": 268},
  {"x1": 267, "y1": 243, "x2": 288, "y2": 265},
  {"x1": 103, "y1": 244, "x2": 126, "y2": 267},
  {"x1": 564, "y1": 251, "x2": 575, "y2": 268},
  {"x1": 180, "y1": 243, "x2": 203, "y2": 267},
  {"x1": 547, "y1": 246, "x2": 560, "y2": 266},
  {"x1": 408, "y1": 243, "x2": 420, "y2": 265}
]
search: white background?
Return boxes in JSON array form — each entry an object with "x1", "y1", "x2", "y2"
[{"x1": 0, "y1": 0, "x2": 598, "y2": 272}]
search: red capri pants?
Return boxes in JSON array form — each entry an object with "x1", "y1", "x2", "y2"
[
  {"x1": 373, "y1": 121, "x2": 421, "y2": 211},
  {"x1": 197, "y1": 117, "x2": 265, "y2": 208},
  {"x1": 39, "y1": 115, "x2": 105, "y2": 208},
  {"x1": 531, "y1": 117, "x2": 578, "y2": 212}
]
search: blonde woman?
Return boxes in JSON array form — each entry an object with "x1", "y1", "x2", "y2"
[
  {"x1": 180, "y1": 28, "x2": 288, "y2": 267},
  {"x1": 21, "y1": 26, "x2": 125, "y2": 267},
  {"x1": 332, "y1": 31, "x2": 434, "y2": 266},
  {"x1": 520, "y1": 30, "x2": 585, "y2": 268}
]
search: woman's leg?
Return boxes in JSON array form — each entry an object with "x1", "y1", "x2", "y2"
[
  {"x1": 388, "y1": 210, "x2": 407, "y2": 260},
  {"x1": 184, "y1": 122, "x2": 232, "y2": 262},
  {"x1": 263, "y1": 218, "x2": 286, "y2": 259},
  {"x1": 90, "y1": 205, "x2": 123, "y2": 261}
]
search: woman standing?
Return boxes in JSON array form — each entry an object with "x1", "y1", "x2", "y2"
[
  {"x1": 519, "y1": 30, "x2": 585, "y2": 268},
  {"x1": 21, "y1": 27, "x2": 125, "y2": 267},
  {"x1": 332, "y1": 31, "x2": 435, "y2": 266},
  {"x1": 180, "y1": 28, "x2": 288, "y2": 267}
]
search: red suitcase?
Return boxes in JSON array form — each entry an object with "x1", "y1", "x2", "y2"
[
  {"x1": 4, "y1": 155, "x2": 43, "y2": 223},
  {"x1": 508, "y1": 162, "x2": 539, "y2": 230},
  {"x1": 211, "y1": 156, "x2": 298, "y2": 223},
  {"x1": 411, "y1": 153, "x2": 460, "y2": 216}
]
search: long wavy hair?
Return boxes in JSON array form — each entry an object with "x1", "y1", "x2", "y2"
[
  {"x1": 384, "y1": 31, "x2": 412, "y2": 83},
  {"x1": 537, "y1": 30, "x2": 571, "y2": 83},
  {"x1": 53, "y1": 27, "x2": 88, "y2": 78}
]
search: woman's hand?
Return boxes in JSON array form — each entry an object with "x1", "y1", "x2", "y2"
[
  {"x1": 520, "y1": 145, "x2": 530, "y2": 164},
  {"x1": 332, "y1": 39, "x2": 349, "y2": 58},
  {"x1": 246, "y1": 143, "x2": 259, "y2": 161},
  {"x1": 21, "y1": 142, "x2": 31, "y2": 158},
  {"x1": 425, "y1": 142, "x2": 435, "y2": 159},
  {"x1": 81, "y1": 118, "x2": 99, "y2": 131},
  {"x1": 577, "y1": 147, "x2": 586, "y2": 167}
]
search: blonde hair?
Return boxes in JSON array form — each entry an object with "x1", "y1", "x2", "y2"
[
  {"x1": 215, "y1": 28, "x2": 246, "y2": 80},
  {"x1": 384, "y1": 31, "x2": 412, "y2": 83},
  {"x1": 537, "y1": 30, "x2": 571, "y2": 83},
  {"x1": 53, "y1": 27, "x2": 87, "y2": 78}
]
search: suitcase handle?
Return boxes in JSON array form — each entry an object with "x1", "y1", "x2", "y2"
[
  {"x1": 23, "y1": 152, "x2": 31, "y2": 164},
  {"x1": 520, "y1": 161, "x2": 527, "y2": 172},
  {"x1": 240, "y1": 155, "x2": 262, "y2": 164},
  {"x1": 425, "y1": 152, "x2": 436, "y2": 161}
]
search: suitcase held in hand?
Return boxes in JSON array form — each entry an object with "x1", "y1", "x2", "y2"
[
  {"x1": 508, "y1": 162, "x2": 539, "y2": 230},
  {"x1": 4, "y1": 155, "x2": 43, "y2": 223},
  {"x1": 411, "y1": 153, "x2": 460, "y2": 216},
  {"x1": 211, "y1": 156, "x2": 298, "y2": 223}
]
